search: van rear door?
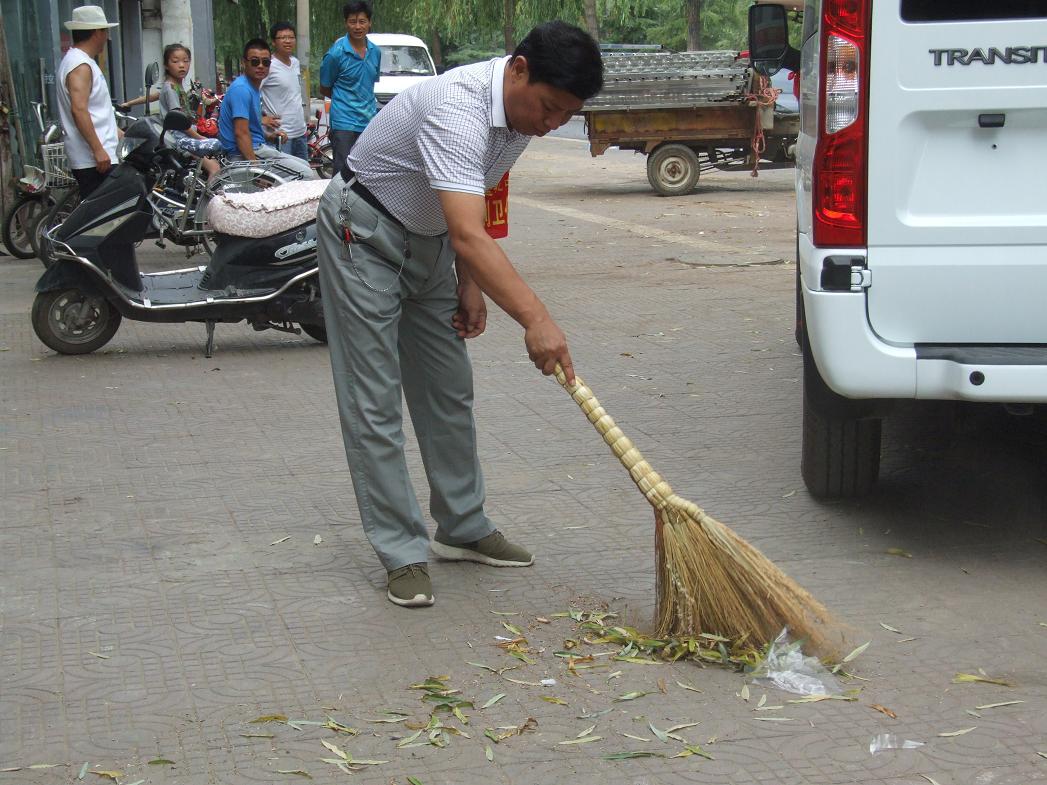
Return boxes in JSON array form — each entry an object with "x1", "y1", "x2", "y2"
[{"x1": 865, "y1": 3, "x2": 1047, "y2": 345}]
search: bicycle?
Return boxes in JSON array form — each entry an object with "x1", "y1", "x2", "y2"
[{"x1": 306, "y1": 110, "x2": 334, "y2": 178}]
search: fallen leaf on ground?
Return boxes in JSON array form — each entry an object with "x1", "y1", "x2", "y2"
[
  {"x1": 614, "y1": 691, "x2": 650, "y2": 702},
  {"x1": 250, "y1": 714, "x2": 288, "y2": 723},
  {"x1": 886, "y1": 548, "x2": 912, "y2": 558},
  {"x1": 870, "y1": 704, "x2": 897, "y2": 719},
  {"x1": 147, "y1": 759, "x2": 175, "y2": 765},
  {"x1": 953, "y1": 673, "x2": 1014, "y2": 687},
  {"x1": 541, "y1": 696, "x2": 568, "y2": 705},
  {"x1": 975, "y1": 701, "x2": 1024, "y2": 710},
  {"x1": 90, "y1": 772, "x2": 123, "y2": 782},
  {"x1": 676, "y1": 680, "x2": 702, "y2": 693},
  {"x1": 620, "y1": 733, "x2": 651, "y2": 742},
  {"x1": 603, "y1": 751, "x2": 664, "y2": 760},
  {"x1": 270, "y1": 536, "x2": 291, "y2": 545},
  {"x1": 276, "y1": 770, "x2": 312, "y2": 778},
  {"x1": 938, "y1": 727, "x2": 977, "y2": 737},
  {"x1": 87, "y1": 651, "x2": 110, "y2": 659},
  {"x1": 481, "y1": 693, "x2": 506, "y2": 709},
  {"x1": 672, "y1": 744, "x2": 714, "y2": 760},
  {"x1": 559, "y1": 735, "x2": 602, "y2": 745}
]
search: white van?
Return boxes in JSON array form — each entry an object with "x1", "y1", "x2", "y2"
[
  {"x1": 748, "y1": 1, "x2": 1047, "y2": 498},
  {"x1": 367, "y1": 33, "x2": 437, "y2": 107}
]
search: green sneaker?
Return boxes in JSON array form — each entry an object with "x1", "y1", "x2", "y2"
[
  {"x1": 431, "y1": 530, "x2": 534, "y2": 567},
  {"x1": 387, "y1": 563, "x2": 435, "y2": 607}
]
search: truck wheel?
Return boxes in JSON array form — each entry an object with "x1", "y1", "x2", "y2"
[
  {"x1": 32, "y1": 289, "x2": 121, "y2": 355},
  {"x1": 647, "y1": 144, "x2": 700, "y2": 196},
  {"x1": 801, "y1": 342, "x2": 881, "y2": 498}
]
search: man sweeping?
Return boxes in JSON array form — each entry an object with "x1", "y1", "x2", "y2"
[{"x1": 316, "y1": 22, "x2": 603, "y2": 608}]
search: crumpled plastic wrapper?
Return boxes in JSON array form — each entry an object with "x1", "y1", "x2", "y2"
[{"x1": 750, "y1": 628, "x2": 842, "y2": 696}]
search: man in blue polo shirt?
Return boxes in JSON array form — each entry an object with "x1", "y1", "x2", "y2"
[
  {"x1": 218, "y1": 38, "x2": 316, "y2": 180},
  {"x1": 319, "y1": 1, "x2": 381, "y2": 171}
]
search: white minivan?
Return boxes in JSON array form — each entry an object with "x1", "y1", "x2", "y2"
[
  {"x1": 748, "y1": 1, "x2": 1047, "y2": 497},
  {"x1": 367, "y1": 33, "x2": 437, "y2": 107}
]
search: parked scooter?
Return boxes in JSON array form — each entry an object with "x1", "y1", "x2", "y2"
[
  {"x1": 2, "y1": 166, "x2": 53, "y2": 259},
  {"x1": 2, "y1": 103, "x2": 62, "y2": 259},
  {"x1": 31, "y1": 112, "x2": 326, "y2": 358}
]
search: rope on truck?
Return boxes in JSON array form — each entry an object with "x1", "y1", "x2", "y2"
[{"x1": 745, "y1": 74, "x2": 781, "y2": 177}]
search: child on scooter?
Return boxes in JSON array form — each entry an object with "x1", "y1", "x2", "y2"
[{"x1": 122, "y1": 45, "x2": 221, "y2": 177}]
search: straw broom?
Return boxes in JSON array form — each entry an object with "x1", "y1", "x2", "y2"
[{"x1": 552, "y1": 364, "x2": 839, "y2": 656}]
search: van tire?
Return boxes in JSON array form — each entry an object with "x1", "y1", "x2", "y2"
[
  {"x1": 647, "y1": 144, "x2": 700, "y2": 196},
  {"x1": 801, "y1": 344, "x2": 881, "y2": 498}
]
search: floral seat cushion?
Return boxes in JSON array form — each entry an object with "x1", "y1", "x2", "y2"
[{"x1": 208, "y1": 178, "x2": 329, "y2": 238}]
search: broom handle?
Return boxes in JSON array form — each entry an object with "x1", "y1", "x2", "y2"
[{"x1": 553, "y1": 363, "x2": 677, "y2": 511}]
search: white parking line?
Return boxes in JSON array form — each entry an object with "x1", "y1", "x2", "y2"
[{"x1": 512, "y1": 195, "x2": 730, "y2": 253}]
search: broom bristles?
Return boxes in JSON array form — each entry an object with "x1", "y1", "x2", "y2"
[
  {"x1": 655, "y1": 504, "x2": 840, "y2": 658},
  {"x1": 554, "y1": 366, "x2": 842, "y2": 658}
]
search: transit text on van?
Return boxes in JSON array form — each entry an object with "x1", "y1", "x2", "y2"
[{"x1": 929, "y1": 47, "x2": 1047, "y2": 66}]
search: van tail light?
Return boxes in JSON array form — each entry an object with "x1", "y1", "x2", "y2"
[{"x1": 813, "y1": 0, "x2": 870, "y2": 248}]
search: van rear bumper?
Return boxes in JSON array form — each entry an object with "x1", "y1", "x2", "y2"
[{"x1": 804, "y1": 288, "x2": 1047, "y2": 403}]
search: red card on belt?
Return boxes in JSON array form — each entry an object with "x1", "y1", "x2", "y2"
[{"x1": 484, "y1": 172, "x2": 509, "y2": 239}]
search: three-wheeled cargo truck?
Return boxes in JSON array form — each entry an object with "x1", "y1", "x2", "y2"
[{"x1": 582, "y1": 50, "x2": 799, "y2": 196}]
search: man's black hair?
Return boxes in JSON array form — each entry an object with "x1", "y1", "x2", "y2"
[
  {"x1": 343, "y1": 1, "x2": 373, "y2": 20},
  {"x1": 511, "y1": 21, "x2": 603, "y2": 100},
  {"x1": 270, "y1": 21, "x2": 296, "y2": 41},
  {"x1": 243, "y1": 38, "x2": 271, "y2": 59},
  {"x1": 71, "y1": 29, "x2": 95, "y2": 45}
]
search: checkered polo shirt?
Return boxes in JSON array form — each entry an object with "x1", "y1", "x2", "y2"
[{"x1": 347, "y1": 56, "x2": 531, "y2": 236}]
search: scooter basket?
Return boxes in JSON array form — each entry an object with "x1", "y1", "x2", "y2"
[{"x1": 41, "y1": 143, "x2": 76, "y2": 187}]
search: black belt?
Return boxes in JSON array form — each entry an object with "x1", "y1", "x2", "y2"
[{"x1": 340, "y1": 164, "x2": 398, "y2": 223}]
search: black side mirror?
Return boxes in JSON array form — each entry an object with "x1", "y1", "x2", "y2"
[
  {"x1": 143, "y1": 62, "x2": 160, "y2": 114},
  {"x1": 748, "y1": 4, "x2": 790, "y2": 76}
]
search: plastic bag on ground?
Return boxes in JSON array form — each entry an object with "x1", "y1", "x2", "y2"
[
  {"x1": 750, "y1": 628, "x2": 842, "y2": 696},
  {"x1": 869, "y1": 734, "x2": 925, "y2": 754}
]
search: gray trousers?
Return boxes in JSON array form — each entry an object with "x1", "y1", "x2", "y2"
[{"x1": 316, "y1": 175, "x2": 495, "y2": 570}]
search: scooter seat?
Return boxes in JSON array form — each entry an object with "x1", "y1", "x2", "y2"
[{"x1": 208, "y1": 179, "x2": 329, "y2": 239}]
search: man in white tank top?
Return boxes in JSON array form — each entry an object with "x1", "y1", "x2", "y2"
[{"x1": 56, "y1": 5, "x2": 120, "y2": 198}]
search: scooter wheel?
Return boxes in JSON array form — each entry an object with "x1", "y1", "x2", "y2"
[
  {"x1": 32, "y1": 289, "x2": 122, "y2": 355},
  {"x1": 299, "y1": 322, "x2": 327, "y2": 343}
]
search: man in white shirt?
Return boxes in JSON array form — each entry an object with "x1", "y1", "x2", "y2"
[
  {"x1": 56, "y1": 5, "x2": 120, "y2": 198},
  {"x1": 261, "y1": 22, "x2": 310, "y2": 162},
  {"x1": 315, "y1": 22, "x2": 603, "y2": 608}
]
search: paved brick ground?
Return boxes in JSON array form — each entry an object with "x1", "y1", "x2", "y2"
[{"x1": 2, "y1": 137, "x2": 1047, "y2": 785}]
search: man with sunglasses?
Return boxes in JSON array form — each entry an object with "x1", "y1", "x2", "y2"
[{"x1": 217, "y1": 38, "x2": 317, "y2": 180}]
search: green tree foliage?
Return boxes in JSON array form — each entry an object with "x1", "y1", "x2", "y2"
[{"x1": 211, "y1": 0, "x2": 753, "y2": 88}]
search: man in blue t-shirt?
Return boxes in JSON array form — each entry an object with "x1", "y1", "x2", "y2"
[
  {"x1": 218, "y1": 38, "x2": 316, "y2": 180},
  {"x1": 319, "y1": 1, "x2": 381, "y2": 173}
]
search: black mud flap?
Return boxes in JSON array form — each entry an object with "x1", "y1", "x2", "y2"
[{"x1": 35, "y1": 261, "x2": 104, "y2": 296}]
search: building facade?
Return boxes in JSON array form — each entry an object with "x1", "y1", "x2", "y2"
[{"x1": 1, "y1": 0, "x2": 215, "y2": 183}]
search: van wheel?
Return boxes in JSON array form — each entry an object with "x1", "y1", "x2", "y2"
[
  {"x1": 32, "y1": 289, "x2": 121, "y2": 354},
  {"x1": 801, "y1": 342, "x2": 881, "y2": 498},
  {"x1": 646, "y1": 144, "x2": 700, "y2": 196},
  {"x1": 299, "y1": 322, "x2": 327, "y2": 343}
]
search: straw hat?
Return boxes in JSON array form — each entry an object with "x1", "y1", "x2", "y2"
[{"x1": 65, "y1": 5, "x2": 119, "y2": 30}]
